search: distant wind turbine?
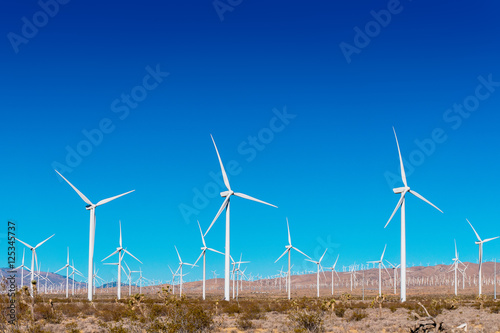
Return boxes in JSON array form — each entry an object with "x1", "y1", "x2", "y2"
[
  {"x1": 466, "y1": 219, "x2": 499, "y2": 295},
  {"x1": 326, "y1": 254, "x2": 340, "y2": 296},
  {"x1": 367, "y1": 244, "x2": 390, "y2": 296},
  {"x1": 204, "y1": 135, "x2": 277, "y2": 301},
  {"x1": 16, "y1": 234, "x2": 55, "y2": 296},
  {"x1": 384, "y1": 127, "x2": 443, "y2": 302},
  {"x1": 175, "y1": 246, "x2": 195, "y2": 296},
  {"x1": 54, "y1": 247, "x2": 71, "y2": 298},
  {"x1": 305, "y1": 249, "x2": 328, "y2": 298},
  {"x1": 55, "y1": 170, "x2": 134, "y2": 301},
  {"x1": 275, "y1": 218, "x2": 311, "y2": 300},
  {"x1": 193, "y1": 221, "x2": 223, "y2": 300}
]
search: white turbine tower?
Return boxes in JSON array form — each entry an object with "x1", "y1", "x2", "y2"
[
  {"x1": 326, "y1": 254, "x2": 340, "y2": 296},
  {"x1": 466, "y1": 219, "x2": 499, "y2": 295},
  {"x1": 193, "y1": 221, "x2": 223, "y2": 300},
  {"x1": 305, "y1": 249, "x2": 328, "y2": 298},
  {"x1": 204, "y1": 135, "x2": 277, "y2": 301},
  {"x1": 448, "y1": 239, "x2": 464, "y2": 296},
  {"x1": 16, "y1": 234, "x2": 55, "y2": 296},
  {"x1": 102, "y1": 221, "x2": 142, "y2": 300},
  {"x1": 367, "y1": 244, "x2": 390, "y2": 296},
  {"x1": 54, "y1": 247, "x2": 71, "y2": 298},
  {"x1": 124, "y1": 262, "x2": 140, "y2": 296},
  {"x1": 274, "y1": 218, "x2": 311, "y2": 299},
  {"x1": 55, "y1": 170, "x2": 134, "y2": 301},
  {"x1": 385, "y1": 128, "x2": 443, "y2": 302},
  {"x1": 175, "y1": 246, "x2": 195, "y2": 296}
]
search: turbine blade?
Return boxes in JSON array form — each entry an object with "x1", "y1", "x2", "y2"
[
  {"x1": 292, "y1": 247, "x2": 312, "y2": 260},
  {"x1": 197, "y1": 220, "x2": 206, "y2": 247},
  {"x1": 55, "y1": 170, "x2": 93, "y2": 205},
  {"x1": 454, "y1": 239, "x2": 458, "y2": 258},
  {"x1": 466, "y1": 219, "x2": 482, "y2": 242},
  {"x1": 380, "y1": 244, "x2": 387, "y2": 261},
  {"x1": 483, "y1": 236, "x2": 500, "y2": 243},
  {"x1": 204, "y1": 196, "x2": 230, "y2": 237},
  {"x1": 15, "y1": 238, "x2": 33, "y2": 249},
  {"x1": 119, "y1": 220, "x2": 122, "y2": 248},
  {"x1": 95, "y1": 190, "x2": 135, "y2": 207},
  {"x1": 319, "y1": 248, "x2": 328, "y2": 263},
  {"x1": 234, "y1": 192, "x2": 277, "y2": 208},
  {"x1": 193, "y1": 251, "x2": 204, "y2": 267},
  {"x1": 211, "y1": 134, "x2": 231, "y2": 191},
  {"x1": 409, "y1": 190, "x2": 443, "y2": 213},
  {"x1": 123, "y1": 249, "x2": 142, "y2": 264},
  {"x1": 54, "y1": 265, "x2": 67, "y2": 274},
  {"x1": 286, "y1": 218, "x2": 291, "y2": 246},
  {"x1": 385, "y1": 194, "x2": 405, "y2": 228},
  {"x1": 101, "y1": 250, "x2": 119, "y2": 262},
  {"x1": 333, "y1": 254, "x2": 340, "y2": 268},
  {"x1": 35, "y1": 234, "x2": 55, "y2": 248},
  {"x1": 175, "y1": 246, "x2": 182, "y2": 262},
  {"x1": 305, "y1": 259, "x2": 316, "y2": 264},
  {"x1": 207, "y1": 248, "x2": 224, "y2": 255},
  {"x1": 392, "y1": 127, "x2": 407, "y2": 187},
  {"x1": 274, "y1": 249, "x2": 288, "y2": 263}
]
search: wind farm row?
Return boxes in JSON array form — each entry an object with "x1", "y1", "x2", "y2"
[{"x1": 6, "y1": 128, "x2": 499, "y2": 303}]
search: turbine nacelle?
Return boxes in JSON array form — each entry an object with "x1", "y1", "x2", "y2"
[
  {"x1": 393, "y1": 186, "x2": 409, "y2": 194},
  {"x1": 220, "y1": 190, "x2": 234, "y2": 197}
]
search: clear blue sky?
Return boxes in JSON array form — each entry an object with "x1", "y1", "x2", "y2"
[{"x1": 1, "y1": 0, "x2": 500, "y2": 283}]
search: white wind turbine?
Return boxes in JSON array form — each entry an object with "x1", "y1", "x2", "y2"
[
  {"x1": 193, "y1": 221, "x2": 223, "y2": 300},
  {"x1": 448, "y1": 239, "x2": 465, "y2": 296},
  {"x1": 275, "y1": 218, "x2": 311, "y2": 300},
  {"x1": 466, "y1": 219, "x2": 499, "y2": 295},
  {"x1": 204, "y1": 135, "x2": 277, "y2": 301},
  {"x1": 367, "y1": 244, "x2": 390, "y2": 296},
  {"x1": 175, "y1": 246, "x2": 196, "y2": 296},
  {"x1": 54, "y1": 247, "x2": 71, "y2": 298},
  {"x1": 385, "y1": 127, "x2": 443, "y2": 302},
  {"x1": 16, "y1": 234, "x2": 55, "y2": 296},
  {"x1": 305, "y1": 249, "x2": 328, "y2": 298},
  {"x1": 55, "y1": 170, "x2": 134, "y2": 301},
  {"x1": 385, "y1": 260, "x2": 400, "y2": 295},
  {"x1": 14, "y1": 248, "x2": 31, "y2": 289},
  {"x1": 102, "y1": 221, "x2": 142, "y2": 300},
  {"x1": 326, "y1": 254, "x2": 340, "y2": 296},
  {"x1": 124, "y1": 262, "x2": 140, "y2": 296}
]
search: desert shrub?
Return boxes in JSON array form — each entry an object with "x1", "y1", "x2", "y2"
[
  {"x1": 221, "y1": 301, "x2": 240, "y2": 315},
  {"x1": 161, "y1": 299, "x2": 214, "y2": 333},
  {"x1": 347, "y1": 308, "x2": 367, "y2": 322},
  {"x1": 236, "y1": 314, "x2": 254, "y2": 330},
  {"x1": 109, "y1": 324, "x2": 129, "y2": 333},
  {"x1": 34, "y1": 303, "x2": 62, "y2": 323},
  {"x1": 65, "y1": 321, "x2": 81, "y2": 333},
  {"x1": 334, "y1": 305, "x2": 346, "y2": 318},
  {"x1": 289, "y1": 309, "x2": 324, "y2": 333}
]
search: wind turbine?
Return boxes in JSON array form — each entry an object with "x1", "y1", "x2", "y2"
[
  {"x1": 204, "y1": 135, "x2": 277, "y2": 301},
  {"x1": 275, "y1": 218, "x2": 311, "y2": 299},
  {"x1": 386, "y1": 260, "x2": 400, "y2": 295},
  {"x1": 102, "y1": 221, "x2": 142, "y2": 300},
  {"x1": 168, "y1": 265, "x2": 177, "y2": 294},
  {"x1": 367, "y1": 244, "x2": 390, "y2": 296},
  {"x1": 124, "y1": 262, "x2": 140, "y2": 296},
  {"x1": 466, "y1": 219, "x2": 499, "y2": 295},
  {"x1": 54, "y1": 247, "x2": 71, "y2": 298},
  {"x1": 175, "y1": 246, "x2": 195, "y2": 296},
  {"x1": 69, "y1": 260, "x2": 85, "y2": 296},
  {"x1": 193, "y1": 221, "x2": 223, "y2": 300},
  {"x1": 14, "y1": 248, "x2": 31, "y2": 289},
  {"x1": 384, "y1": 127, "x2": 443, "y2": 302},
  {"x1": 16, "y1": 234, "x2": 55, "y2": 296},
  {"x1": 447, "y1": 239, "x2": 465, "y2": 296},
  {"x1": 230, "y1": 254, "x2": 249, "y2": 299},
  {"x1": 326, "y1": 254, "x2": 340, "y2": 296},
  {"x1": 305, "y1": 248, "x2": 328, "y2": 298},
  {"x1": 55, "y1": 170, "x2": 134, "y2": 301}
]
